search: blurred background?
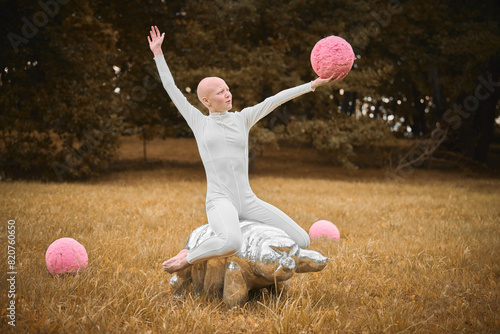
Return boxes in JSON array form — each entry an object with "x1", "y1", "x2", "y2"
[{"x1": 0, "y1": 0, "x2": 499, "y2": 180}]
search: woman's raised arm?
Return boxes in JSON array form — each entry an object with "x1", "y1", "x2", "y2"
[{"x1": 148, "y1": 26, "x2": 204, "y2": 129}]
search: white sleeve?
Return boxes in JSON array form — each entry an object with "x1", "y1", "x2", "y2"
[
  {"x1": 154, "y1": 55, "x2": 204, "y2": 130},
  {"x1": 241, "y1": 83, "x2": 315, "y2": 129}
]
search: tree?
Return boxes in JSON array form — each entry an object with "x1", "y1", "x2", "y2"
[
  {"x1": 0, "y1": 0, "x2": 122, "y2": 180},
  {"x1": 340, "y1": 0, "x2": 500, "y2": 165},
  {"x1": 2, "y1": 0, "x2": 497, "y2": 180}
]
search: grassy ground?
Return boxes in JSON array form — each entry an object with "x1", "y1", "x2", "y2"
[{"x1": 1, "y1": 137, "x2": 499, "y2": 333}]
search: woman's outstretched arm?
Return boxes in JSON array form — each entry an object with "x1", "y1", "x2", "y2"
[
  {"x1": 242, "y1": 72, "x2": 349, "y2": 129},
  {"x1": 148, "y1": 26, "x2": 203, "y2": 128}
]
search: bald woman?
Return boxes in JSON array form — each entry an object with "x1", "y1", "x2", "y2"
[{"x1": 148, "y1": 26, "x2": 347, "y2": 273}]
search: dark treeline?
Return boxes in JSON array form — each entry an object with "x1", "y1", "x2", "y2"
[{"x1": 0, "y1": 0, "x2": 499, "y2": 180}]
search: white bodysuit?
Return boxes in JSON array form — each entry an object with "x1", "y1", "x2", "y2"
[{"x1": 155, "y1": 55, "x2": 313, "y2": 264}]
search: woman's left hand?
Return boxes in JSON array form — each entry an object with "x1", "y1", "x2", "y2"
[
  {"x1": 311, "y1": 72, "x2": 348, "y2": 89},
  {"x1": 148, "y1": 26, "x2": 165, "y2": 56}
]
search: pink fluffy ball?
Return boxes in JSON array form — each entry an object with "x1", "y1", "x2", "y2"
[
  {"x1": 309, "y1": 220, "x2": 340, "y2": 240},
  {"x1": 310, "y1": 35, "x2": 356, "y2": 78},
  {"x1": 45, "y1": 237, "x2": 88, "y2": 275}
]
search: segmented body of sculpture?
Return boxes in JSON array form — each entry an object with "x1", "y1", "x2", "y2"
[{"x1": 170, "y1": 220, "x2": 329, "y2": 308}]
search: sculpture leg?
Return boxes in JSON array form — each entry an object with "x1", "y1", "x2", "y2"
[
  {"x1": 191, "y1": 261, "x2": 207, "y2": 296},
  {"x1": 169, "y1": 267, "x2": 192, "y2": 298},
  {"x1": 204, "y1": 258, "x2": 227, "y2": 298},
  {"x1": 223, "y1": 261, "x2": 249, "y2": 309},
  {"x1": 275, "y1": 280, "x2": 290, "y2": 295}
]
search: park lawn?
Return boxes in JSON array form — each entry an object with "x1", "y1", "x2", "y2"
[{"x1": 1, "y1": 137, "x2": 499, "y2": 333}]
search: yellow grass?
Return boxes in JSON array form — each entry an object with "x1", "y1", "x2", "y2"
[{"x1": 1, "y1": 137, "x2": 499, "y2": 333}]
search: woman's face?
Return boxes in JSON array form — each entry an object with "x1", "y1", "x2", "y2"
[{"x1": 198, "y1": 77, "x2": 232, "y2": 113}]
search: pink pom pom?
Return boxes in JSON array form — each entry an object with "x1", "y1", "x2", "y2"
[
  {"x1": 309, "y1": 220, "x2": 340, "y2": 240},
  {"x1": 45, "y1": 237, "x2": 88, "y2": 275},
  {"x1": 310, "y1": 36, "x2": 356, "y2": 78}
]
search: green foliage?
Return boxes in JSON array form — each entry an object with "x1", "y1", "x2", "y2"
[
  {"x1": 0, "y1": 1, "x2": 122, "y2": 180},
  {"x1": 284, "y1": 116, "x2": 392, "y2": 168},
  {"x1": 249, "y1": 124, "x2": 280, "y2": 156},
  {"x1": 1, "y1": 0, "x2": 499, "y2": 180}
]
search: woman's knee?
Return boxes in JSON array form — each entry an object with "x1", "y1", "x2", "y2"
[
  {"x1": 297, "y1": 232, "x2": 311, "y2": 249},
  {"x1": 222, "y1": 232, "x2": 242, "y2": 255}
]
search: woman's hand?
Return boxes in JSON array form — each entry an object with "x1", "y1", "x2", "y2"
[
  {"x1": 311, "y1": 72, "x2": 348, "y2": 89},
  {"x1": 148, "y1": 26, "x2": 165, "y2": 56}
]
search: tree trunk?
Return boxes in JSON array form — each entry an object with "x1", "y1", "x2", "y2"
[
  {"x1": 350, "y1": 92, "x2": 357, "y2": 115},
  {"x1": 142, "y1": 127, "x2": 147, "y2": 162},
  {"x1": 340, "y1": 91, "x2": 351, "y2": 114},
  {"x1": 248, "y1": 147, "x2": 256, "y2": 174},
  {"x1": 474, "y1": 59, "x2": 500, "y2": 162},
  {"x1": 374, "y1": 100, "x2": 382, "y2": 119},
  {"x1": 411, "y1": 84, "x2": 427, "y2": 136},
  {"x1": 429, "y1": 61, "x2": 447, "y2": 118},
  {"x1": 341, "y1": 91, "x2": 357, "y2": 116}
]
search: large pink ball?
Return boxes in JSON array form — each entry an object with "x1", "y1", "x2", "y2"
[
  {"x1": 45, "y1": 237, "x2": 88, "y2": 275},
  {"x1": 309, "y1": 220, "x2": 340, "y2": 240},
  {"x1": 310, "y1": 36, "x2": 356, "y2": 78}
]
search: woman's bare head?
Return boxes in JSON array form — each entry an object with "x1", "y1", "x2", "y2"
[{"x1": 197, "y1": 77, "x2": 232, "y2": 113}]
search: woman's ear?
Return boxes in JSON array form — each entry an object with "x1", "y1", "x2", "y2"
[{"x1": 202, "y1": 97, "x2": 210, "y2": 107}]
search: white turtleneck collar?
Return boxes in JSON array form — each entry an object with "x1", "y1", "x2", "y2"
[{"x1": 209, "y1": 111, "x2": 229, "y2": 117}]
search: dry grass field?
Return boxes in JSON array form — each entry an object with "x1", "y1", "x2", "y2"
[{"x1": 1, "y1": 137, "x2": 499, "y2": 333}]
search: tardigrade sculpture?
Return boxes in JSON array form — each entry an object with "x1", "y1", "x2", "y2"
[{"x1": 170, "y1": 220, "x2": 328, "y2": 308}]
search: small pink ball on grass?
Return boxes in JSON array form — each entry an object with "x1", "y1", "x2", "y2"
[
  {"x1": 310, "y1": 35, "x2": 356, "y2": 78},
  {"x1": 45, "y1": 237, "x2": 88, "y2": 275},
  {"x1": 309, "y1": 220, "x2": 340, "y2": 241}
]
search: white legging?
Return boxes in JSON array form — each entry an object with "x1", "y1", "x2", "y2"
[{"x1": 186, "y1": 196, "x2": 310, "y2": 264}]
